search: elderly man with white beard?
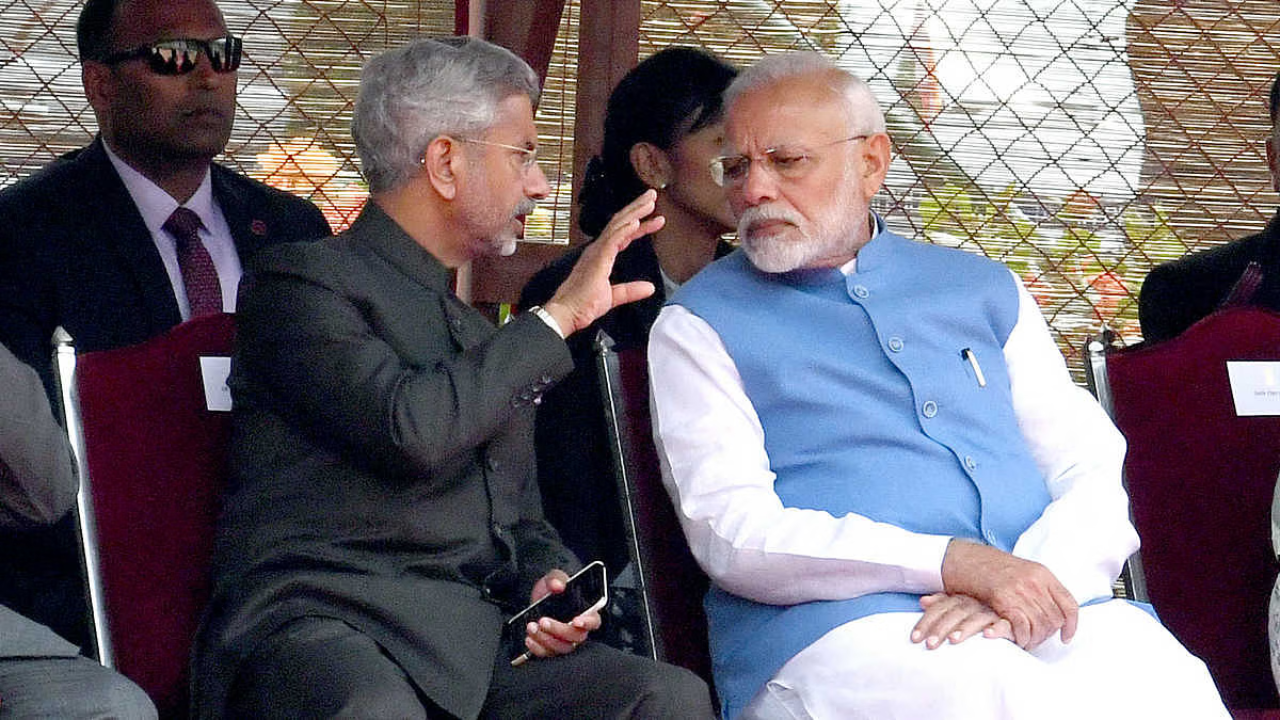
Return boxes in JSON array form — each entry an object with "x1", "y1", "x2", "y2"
[{"x1": 647, "y1": 51, "x2": 1229, "y2": 720}]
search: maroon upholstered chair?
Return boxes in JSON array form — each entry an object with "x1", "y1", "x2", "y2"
[
  {"x1": 595, "y1": 333, "x2": 713, "y2": 686},
  {"x1": 1087, "y1": 306, "x2": 1280, "y2": 716},
  {"x1": 54, "y1": 313, "x2": 236, "y2": 718}
]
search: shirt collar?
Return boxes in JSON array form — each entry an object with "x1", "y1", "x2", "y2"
[
  {"x1": 659, "y1": 265, "x2": 681, "y2": 298},
  {"x1": 102, "y1": 139, "x2": 216, "y2": 236}
]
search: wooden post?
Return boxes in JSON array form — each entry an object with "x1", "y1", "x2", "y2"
[{"x1": 469, "y1": 0, "x2": 643, "y2": 307}]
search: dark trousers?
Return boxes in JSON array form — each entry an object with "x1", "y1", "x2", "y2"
[{"x1": 228, "y1": 616, "x2": 715, "y2": 719}]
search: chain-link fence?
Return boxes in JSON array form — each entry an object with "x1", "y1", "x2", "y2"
[{"x1": 3, "y1": 1, "x2": 1278, "y2": 372}]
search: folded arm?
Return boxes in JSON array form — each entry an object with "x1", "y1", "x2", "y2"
[
  {"x1": 1002, "y1": 275, "x2": 1136, "y2": 604},
  {"x1": 931, "y1": 276, "x2": 1133, "y2": 649}
]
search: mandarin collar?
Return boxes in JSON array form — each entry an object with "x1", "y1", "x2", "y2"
[{"x1": 347, "y1": 201, "x2": 453, "y2": 292}]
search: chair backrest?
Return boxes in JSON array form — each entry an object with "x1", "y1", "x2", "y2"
[
  {"x1": 595, "y1": 333, "x2": 713, "y2": 685},
  {"x1": 1095, "y1": 306, "x2": 1280, "y2": 710},
  {"x1": 54, "y1": 313, "x2": 236, "y2": 718}
]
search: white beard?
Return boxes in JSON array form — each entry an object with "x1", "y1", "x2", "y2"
[
  {"x1": 477, "y1": 198, "x2": 536, "y2": 258},
  {"x1": 739, "y1": 202, "x2": 866, "y2": 273}
]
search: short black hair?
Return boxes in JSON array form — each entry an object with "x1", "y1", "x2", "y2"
[
  {"x1": 77, "y1": 0, "x2": 123, "y2": 63},
  {"x1": 1271, "y1": 72, "x2": 1280, "y2": 126}
]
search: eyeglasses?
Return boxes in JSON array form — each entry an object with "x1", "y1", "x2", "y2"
[
  {"x1": 709, "y1": 134, "x2": 871, "y2": 188},
  {"x1": 99, "y1": 36, "x2": 243, "y2": 76},
  {"x1": 458, "y1": 137, "x2": 539, "y2": 171}
]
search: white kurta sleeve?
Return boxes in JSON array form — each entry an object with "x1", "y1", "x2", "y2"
[
  {"x1": 648, "y1": 304, "x2": 951, "y2": 606},
  {"x1": 1003, "y1": 273, "x2": 1138, "y2": 603}
]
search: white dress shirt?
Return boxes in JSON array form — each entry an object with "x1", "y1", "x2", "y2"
[{"x1": 103, "y1": 142, "x2": 242, "y2": 320}]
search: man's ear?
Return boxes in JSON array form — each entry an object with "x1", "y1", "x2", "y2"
[
  {"x1": 857, "y1": 133, "x2": 892, "y2": 198},
  {"x1": 82, "y1": 62, "x2": 113, "y2": 120},
  {"x1": 629, "y1": 141, "x2": 673, "y2": 190},
  {"x1": 422, "y1": 135, "x2": 460, "y2": 200}
]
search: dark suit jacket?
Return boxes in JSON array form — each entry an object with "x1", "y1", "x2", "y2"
[
  {"x1": 0, "y1": 341, "x2": 80, "y2": 659},
  {"x1": 193, "y1": 203, "x2": 578, "y2": 720},
  {"x1": 0, "y1": 136, "x2": 332, "y2": 396},
  {"x1": 0, "y1": 136, "x2": 331, "y2": 647},
  {"x1": 1139, "y1": 212, "x2": 1280, "y2": 343},
  {"x1": 519, "y1": 238, "x2": 734, "y2": 572}
]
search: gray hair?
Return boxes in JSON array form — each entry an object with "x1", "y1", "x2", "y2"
[
  {"x1": 352, "y1": 36, "x2": 540, "y2": 194},
  {"x1": 725, "y1": 51, "x2": 885, "y2": 135}
]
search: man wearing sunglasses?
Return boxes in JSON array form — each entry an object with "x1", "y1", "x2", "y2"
[
  {"x1": 649, "y1": 51, "x2": 1229, "y2": 719},
  {"x1": 0, "y1": 0, "x2": 330, "y2": 395},
  {"x1": 0, "y1": 0, "x2": 330, "y2": 674}
]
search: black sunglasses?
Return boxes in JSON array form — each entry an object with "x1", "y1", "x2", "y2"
[{"x1": 99, "y1": 36, "x2": 243, "y2": 75}]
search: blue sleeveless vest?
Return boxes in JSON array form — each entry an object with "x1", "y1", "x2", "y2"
[{"x1": 671, "y1": 222, "x2": 1053, "y2": 719}]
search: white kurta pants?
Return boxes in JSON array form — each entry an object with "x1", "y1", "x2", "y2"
[{"x1": 741, "y1": 599, "x2": 1228, "y2": 720}]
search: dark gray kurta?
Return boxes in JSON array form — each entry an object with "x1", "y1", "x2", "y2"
[
  {"x1": 192, "y1": 203, "x2": 577, "y2": 720},
  {"x1": 0, "y1": 339, "x2": 79, "y2": 659}
]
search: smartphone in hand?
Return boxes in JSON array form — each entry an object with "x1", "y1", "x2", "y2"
[
  {"x1": 506, "y1": 561, "x2": 607, "y2": 664},
  {"x1": 507, "y1": 560, "x2": 608, "y2": 628}
]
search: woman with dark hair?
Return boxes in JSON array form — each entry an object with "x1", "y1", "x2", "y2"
[{"x1": 520, "y1": 47, "x2": 738, "y2": 588}]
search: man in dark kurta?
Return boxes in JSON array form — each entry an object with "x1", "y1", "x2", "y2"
[{"x1": 191, "y1": 37, "x2": 713, "y2": 719}]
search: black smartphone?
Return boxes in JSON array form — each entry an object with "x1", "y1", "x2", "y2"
[{"x1": 505, "y1": 560, "x2": 608, "y2": 631}]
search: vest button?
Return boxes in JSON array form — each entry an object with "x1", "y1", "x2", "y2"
[
  {"x1": 964, "y1": 455, "x2": 977, "y2": 471},
  {"x1": 888, "y1": 336, "x2": 904, "y2": 352},
  {"x1": 921, "y1": 400, "x2": 938, "y2": 418},
  {"x1": 852, "y1": 284, "x2": 870, "y2": 299}
]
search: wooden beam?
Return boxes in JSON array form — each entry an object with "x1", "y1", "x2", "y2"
[
  {"x1": 573, "y1": 0, "x2": 641, "y2": 246},
  {"x1": 482, "y1": 0, "x2": 567, "y2": 83},
  {"x1": 454, "y1": 0, "x2": 472, "y2": 36},
  {"x1": 470, "y1": 0, "x2": 643, "y2": 307}
]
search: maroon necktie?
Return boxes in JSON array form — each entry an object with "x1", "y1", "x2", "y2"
[
  {"x1": 1219, "y1": 260, "x2": 1264, "y2": 311},
  {"x1": 163, "y1": 207, "x2": 223, "y2": 318}
]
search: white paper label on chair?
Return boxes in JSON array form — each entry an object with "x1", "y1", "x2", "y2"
[
  {"x1": 1226, "y1": 361, "x2": 1280, "y2": 416},
  {"x1": 200, "y1": 356, "x2": 233, "y2": 412}
]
